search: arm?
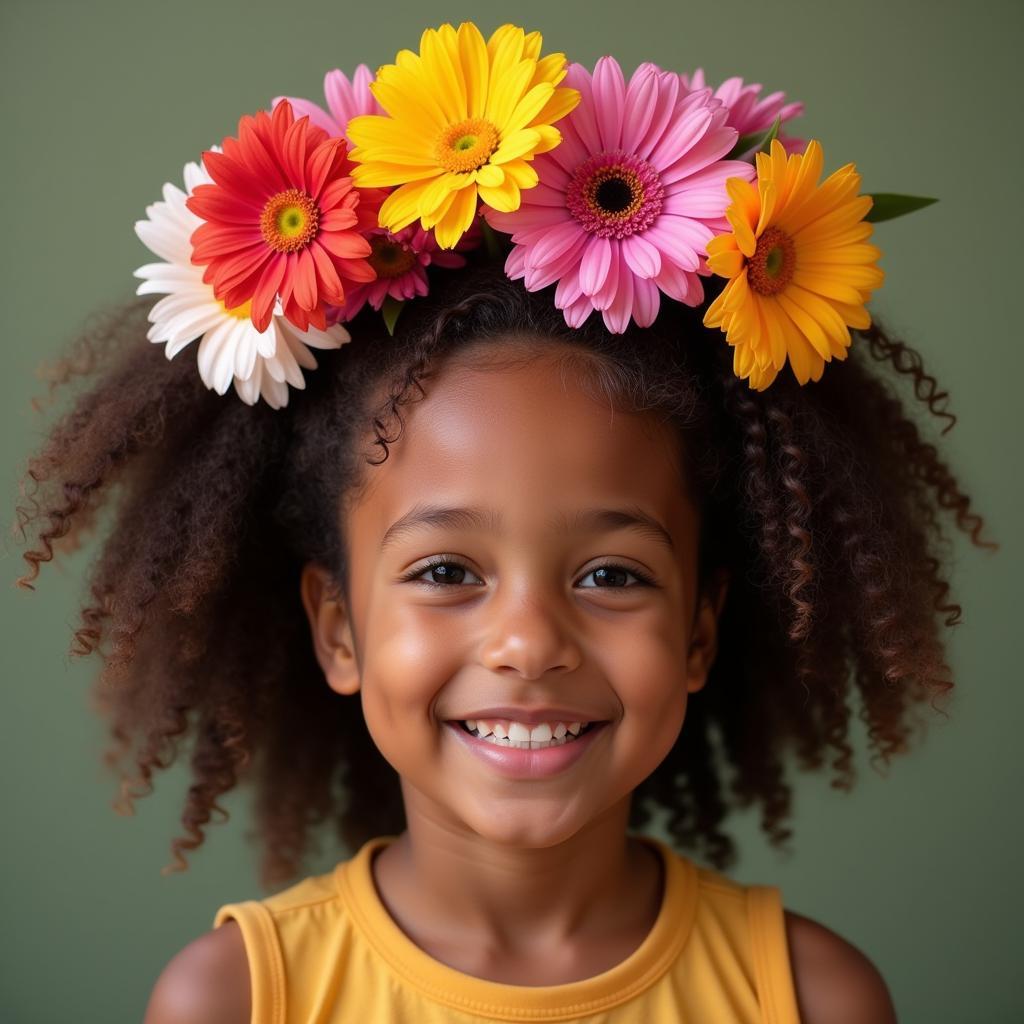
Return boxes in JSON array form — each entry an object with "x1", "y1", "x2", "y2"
[
  {"x1": 143, "y1": 920, "x2": 251, "y2": 1024},
  {"x1": 785, "y1": 911, "x2": 898, "y2": 1024}
]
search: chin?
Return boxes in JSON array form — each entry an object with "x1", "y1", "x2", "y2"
[{"x1": 456, "y1": 798, "x2": 596, "y2": 849}]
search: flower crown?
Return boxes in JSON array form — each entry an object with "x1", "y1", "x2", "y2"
[{"x1": 133, "y1": 21, "x2": 935, "y2": 409}]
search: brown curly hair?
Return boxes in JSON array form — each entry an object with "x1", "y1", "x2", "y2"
[{"x1": 13, "y1": 261, "x2": 995, "y2": 889}]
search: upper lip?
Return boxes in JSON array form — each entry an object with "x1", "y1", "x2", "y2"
[{"x1": 447, "y1": 708, "x2": 608, "y2": 726}]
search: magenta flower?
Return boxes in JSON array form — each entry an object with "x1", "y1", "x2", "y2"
[
  {"x1": 336, "y1": 221, "x2": 481, "y2": 321},
  {"x1": 680, "y1": 69, "x2": 806, "y2": 156},
  {"x1": 272, "y1": 65, "x2": 382, "y2": 146},
  {"x1": 484, "y1": 57, "x2": 756, "y2": 333}
]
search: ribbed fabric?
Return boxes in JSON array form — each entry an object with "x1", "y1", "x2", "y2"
[{"x1": 213, "y1": 834, "x2": 800, "y2": 1023}]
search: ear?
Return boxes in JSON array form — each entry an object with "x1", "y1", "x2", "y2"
[
  {"x1": 300, "y1": 562, "x2": 361, "y2": 697},
  {"x1": 684, "y1": 567, "x2": 730, "y2": 694}
]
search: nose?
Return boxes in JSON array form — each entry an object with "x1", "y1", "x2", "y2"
[{"x1": 477, "y1": 588, "x2": 583, "y2": 679}]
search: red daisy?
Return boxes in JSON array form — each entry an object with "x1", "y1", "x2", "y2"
[{"x1": 186, "y1": 99, "x2": 379, "y2": 333}]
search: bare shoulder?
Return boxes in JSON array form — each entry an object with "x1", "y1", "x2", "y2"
[
  {"x1": 143, "y1": 920, "x2": 251, "y2": 1024},
  {"x1": 784, "y1": 910, "x2": 898, "y2": 1024}
]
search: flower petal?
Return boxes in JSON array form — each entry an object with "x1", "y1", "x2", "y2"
[
  {"x1": 478, "y1": 176, "x2": 521, "y2": 213},
  {"x1": 379, "y1": 178, "x2": 436, "y2": 231},
  {"x1": 591, "y1": 56, "x2": 626, "y2": 151},
  {"x1": 579, "y1": 236, "x2": 613, "y2": 295},
  {"x1": 602, "y1": 261, "x2": 634, "y2": 333},
  {"x1": 622, "y1": 234, "x2": 663, "y2": 279},
  {"x1": 434, "y1": 184, "x2": 479, "y2": 249}
]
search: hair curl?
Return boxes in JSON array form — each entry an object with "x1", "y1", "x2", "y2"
[{"x1": 13, "y1": 262, "x2": 996, "y2": 887}]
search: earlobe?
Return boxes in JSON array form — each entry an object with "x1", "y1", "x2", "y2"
[
  {"x1": 299, "y1": 562, "x2": 361, "y2": 697},
  {"x1": 685, "y1": 568, "x2": 730, "y2": 694},
  {"x1": 710, "y1": 567, "x2": 731, "y2": 620}
]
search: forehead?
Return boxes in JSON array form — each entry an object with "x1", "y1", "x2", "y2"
[{"x1": 350, "y1": 343, "x2": 694, "y2": 546}]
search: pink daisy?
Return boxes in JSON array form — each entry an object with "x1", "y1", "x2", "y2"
[
  {"x1": 680, "y1": 69, "x2": 806, "y2": 156},
  {"x1": 272, "y1": 65, "x2": 383, "y2": 146},
  {"x1": 484, "y1": 57, "x2": 756, "y2": 333},
  {"x1": 338, "y1": 220, "x2": 481, "y2": 320}
]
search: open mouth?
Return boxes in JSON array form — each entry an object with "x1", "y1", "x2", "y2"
[{"x1": 455, "y1": 720, "x2": 606, "y2": 749}]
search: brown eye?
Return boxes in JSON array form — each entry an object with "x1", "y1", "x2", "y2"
[
  {"x1": 578, "y1": 564, "x2": 655, "y2": 588},
  {"x1": 590, "y1": 566, "x2": 629, "y2": 587},
  {"x1": 402, "y1": 558, "x2": 483, "y2": 587},
  {"x1": 423, "y1": 563, "x2": 468, "y2": 585}
]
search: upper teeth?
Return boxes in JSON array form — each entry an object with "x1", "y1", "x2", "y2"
[{"x1": 465, "y1": 720, "x2": 585, "y2": 742}]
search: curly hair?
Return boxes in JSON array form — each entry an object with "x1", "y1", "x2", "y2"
[{"x1": 13, "y1": 261, "x2": 995, "y2": 888}]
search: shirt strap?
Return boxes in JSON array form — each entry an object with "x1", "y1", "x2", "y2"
[
  {"x1": 747, "y1": 885, "x2": 802, "y2": 1024},
  {"x1": 213, "y1": 900, "x2": 286, "y2": 1024}
]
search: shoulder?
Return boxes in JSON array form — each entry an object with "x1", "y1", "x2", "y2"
[
  {"x1": 783, "y1": 910, "x2": 897, "y2": 1024},
  {"x1": 143, "y1": 920, "x2": 250, "y2": 1024}
]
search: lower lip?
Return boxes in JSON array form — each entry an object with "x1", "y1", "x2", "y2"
[{"x1": 445, "y1": 721, "x2": 609, "y2": 779}]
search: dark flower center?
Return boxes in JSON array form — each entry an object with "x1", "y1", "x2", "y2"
[
  {"x1": 369, "y1": 236, "x2": 418, "y2": 279},
  {"x1": 594, "y1": 177, "x2": 635, "y2": 214},
  {"x1": 565, "y1": 151, "x2": 664, "y2": 240}
]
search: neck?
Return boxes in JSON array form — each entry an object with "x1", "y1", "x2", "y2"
[{"x1": 370, "y1": 790, "x2": 662, "y2": 963}]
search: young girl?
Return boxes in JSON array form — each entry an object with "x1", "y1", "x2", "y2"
[{"x1": 15, "y1": 21, "x2": 990, "y2": 1024}]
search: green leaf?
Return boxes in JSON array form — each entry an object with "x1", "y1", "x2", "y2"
[
  {"x1": 381, "y1": 296, "x2": 405, "y2": 336},
  {"x1": 480, "y1": 219, "x2": 505, "y2": 260},
  {"x1": 864, "y1": 193, "x2": 939, "y2": 223},
  {"x1": 727, "y1": 115, "x2": 781, "y2": 160}
]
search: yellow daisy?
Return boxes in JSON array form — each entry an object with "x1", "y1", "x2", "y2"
[
  {"x1": 703, "y1": 139, "x2": 885, "y2": 390},
  {"x1": 347, "y1": 22, "x2": 580, "y2": 249}
]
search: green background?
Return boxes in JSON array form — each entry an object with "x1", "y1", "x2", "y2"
[{"x1": 2, "y1": 0, "x2": 1020, "y2": 1020}]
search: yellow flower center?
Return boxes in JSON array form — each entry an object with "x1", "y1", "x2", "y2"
[
  {"x1": 747, "y1": 225, "x2": 796, "y2": 296},
  {"x1": 259, "y1": 189, "x2": 319, "y2": 253},
  {"x1": 369, "y1": 235, "x2": 418, "y2": 279},
  {"x1": 219, "y1": 298, "x2": 253, "y2": 320},
  {"x1": 435, "y1": 118, "x2": 499, "y2": 173}
]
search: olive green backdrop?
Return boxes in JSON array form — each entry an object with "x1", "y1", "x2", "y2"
[{"x1": 2, "y1": 0, "x2": 1019, "y2": 1020}]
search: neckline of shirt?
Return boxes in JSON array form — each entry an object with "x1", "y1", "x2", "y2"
[{"x1": 334, "y1": 832, "x2": 698, "y2": 1020}]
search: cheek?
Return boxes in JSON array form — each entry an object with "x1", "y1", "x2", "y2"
[
  {"x1": 357, "y1": 600, "x2": 460, "y2": 750},
  {"x1": 609, "y1": 608, "x2": 690, "y2": 695},
  {"x1": 602, "y1": 616, "x2": 691, "y2": 753}
]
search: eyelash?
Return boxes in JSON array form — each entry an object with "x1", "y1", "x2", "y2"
[{"x1": 399, "y1": 555, "x2": 657, "y2": 590}]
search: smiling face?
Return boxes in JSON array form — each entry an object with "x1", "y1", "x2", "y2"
[{"x1": 301, "y1": 336, "x2": 726, "y2": 850}]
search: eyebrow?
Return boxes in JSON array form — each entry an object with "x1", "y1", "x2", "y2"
[{"x1": 380, "y1": 503, "x2": 675, "y2": 553}]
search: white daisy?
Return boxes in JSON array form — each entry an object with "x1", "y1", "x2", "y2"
[{"x1": 133, "y1": 151, "x2": 350, "y2": 409}]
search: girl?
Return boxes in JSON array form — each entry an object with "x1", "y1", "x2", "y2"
[{"x1": 14, "y1": 22, "x2": 991, "y2": 1024}]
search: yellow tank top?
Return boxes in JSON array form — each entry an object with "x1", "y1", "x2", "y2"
[{"x1": 212, "y1": 833, "x2": 801, "y2": 1023}]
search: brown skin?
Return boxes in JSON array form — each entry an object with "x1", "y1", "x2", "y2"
[
  {"x1": 305, "y1": 343, "x2": 716, "y2": 975},
  {"x1": 144, "y1": 342, "x2": 897, "y2": 1022}
]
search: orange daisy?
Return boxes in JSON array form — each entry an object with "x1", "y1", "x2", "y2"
[{"x1": 703, "y1": 139, "x2": 885, "y2": 389}]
